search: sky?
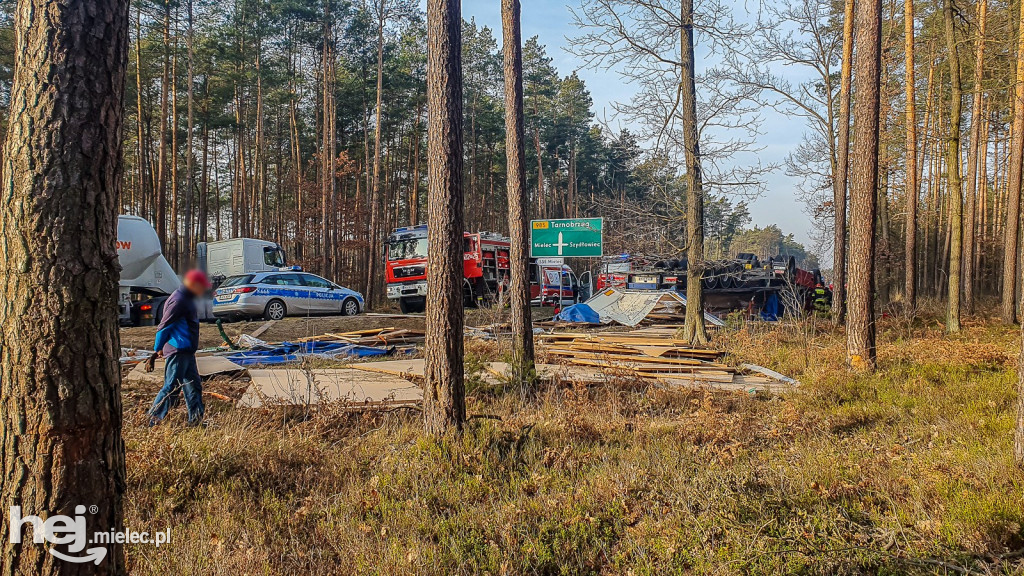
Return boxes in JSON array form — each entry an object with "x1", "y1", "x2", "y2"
[{"x1": 458, "y1": 0, "x2": 821, "y2": 257}]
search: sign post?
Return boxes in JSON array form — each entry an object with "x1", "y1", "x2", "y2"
[{"x1": 530, "y1": 218, "x2": 603, "y2": 258}]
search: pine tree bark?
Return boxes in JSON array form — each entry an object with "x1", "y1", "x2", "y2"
[
  {"x1": 944, "y1": 0, "x2": 964, "y2": 333},
  {"x1": 1003, "y1": 0, "x2": 1024, "y2": 324},
  {"x1": 0, "y1": 0, "x2": 129, "y2": 571},
  {"x1": 156, "y1": 0, "x2": 171, "y2": 249},
  {"x1": 502, "y1": 0, "x2": 536, "y2": 392},
  {"x1": 903, "y1": 0, "x2": 918, "y2": 308},
  {"x1": 410, "y1": 103, "x2": 423, "y2": 225},
  {"x1": 169, "y1": 21, "x2": 179, "y2": 268},
  {"x1": 423, "y1": 0, "x2": 466, "y2": 435},
  {"x1": 1012, "y1": 0, "x2": 1024, "y2": 466},
  {"x1": 834, "y1": 0, "x2": 855, "y2": 323},
  {"x1": 134, "y1": 6, "x2": 150, "y2": 220},
  {"x1": 184, "y1": 0, "x2": 195, "y2": 260},
  {"x1": 366, "y1": 6, "x2": 388, "y2": 309},
  {"x1": 847, "y1": 0, "x2": 882, "y2": 370},
  {"x1": 680, "y1": 0, "x2": 708, "y2": 346},
  {"x1": 963, "y1": 0, "x2": 986, "y2": 314}
]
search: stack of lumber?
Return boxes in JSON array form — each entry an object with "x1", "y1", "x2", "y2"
[
  {"x1": 537, "y1": 331, "x2": 792, "y2": 391},
  {"x1": 295, "y1": 327, "x2": 425, "y2": 346}
]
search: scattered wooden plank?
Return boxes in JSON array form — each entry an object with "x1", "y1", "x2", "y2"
[
  {"x1": 484, "y1": 362, "x2": 608, "y2": 384},
  {"x1": 657, "y1": 374, "x2": 789, "y2": 392},
  {"x1": 350, "y1": 359, "x2": 425, "y2": 379},
  {"x1": 740, "y1": 363, "x2": 801, "y2": 386},
  {"x1": 239, "y1": 368, "x2": 422, "y2": 408},
  {"x1": 126, "y1": 356, "x2": 245, "y2": 386},
  {"x1": 546, "y1": 349, "x2": 726, "y2": 367},
  {"x1": 248, "y1": 320, "x2": 277, "y2": 339}
]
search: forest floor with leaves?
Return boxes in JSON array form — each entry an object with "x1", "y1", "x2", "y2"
[{"x1": 120, "y1": 302, "x2": 1024, "y2": 575}]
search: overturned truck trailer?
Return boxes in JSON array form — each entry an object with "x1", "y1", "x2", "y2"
[{"x1": 597, "y1": 253, "x2": 825, "y2": 316}]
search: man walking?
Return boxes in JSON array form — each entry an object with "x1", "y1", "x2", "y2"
[{"x1": 147, "y1": 270, "x2": 212, "y2": 425}]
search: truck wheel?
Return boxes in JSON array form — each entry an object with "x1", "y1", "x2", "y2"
[
  {"x1": 399, "y1": 297, "x2": 424, "y2": 314},
  {"x1": 341, "y1": 297, "x2": 360, "y2": 316},
  {"x1": 264, "y1": 299, "x2": 287, "y2": 321},
  {"x1": 463, "y1": 280, "x2": 478, "y2": 308}
]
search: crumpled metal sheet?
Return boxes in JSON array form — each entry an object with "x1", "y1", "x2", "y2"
[{"x1": 583, "y1": 288, "x2": 725, "y2": 328}]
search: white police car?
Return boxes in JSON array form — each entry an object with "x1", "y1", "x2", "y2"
[{"x1": 213, "y1": 271, "x2": 364, "y2": 321}]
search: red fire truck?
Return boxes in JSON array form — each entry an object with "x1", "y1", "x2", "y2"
[{"x1": 385, "y1": 225, "x2": 512, "y2": 313}]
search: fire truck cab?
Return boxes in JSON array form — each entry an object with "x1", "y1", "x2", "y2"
[{"x1": 385, "y1": 225, "x2": 511, "y2": 314}]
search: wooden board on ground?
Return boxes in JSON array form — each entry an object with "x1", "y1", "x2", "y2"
[
  {"x1": 740, "y1": 363, "x2": 801, "y2": 386},
  {"x1": 484, "y1": 362, "x2": 609, "y2": 384},
  {"x1": 350, "y1": 359, "x2": 426, "y2": 379},
  {"x1": 239, "y1": 368, "x2": 422, "y2": 408},
  {"x1": 657, "y1": 374, "x2": 789, "y2": 392},
  {"x1": 248, "y1": 320, "x2": 277, "y2": 339},
  {"x1": 126, "y1": 355, "x2": 245, "y2": 386},
  {"x1": 296, "y1": 327, "x2": 425, "y2": 345}
]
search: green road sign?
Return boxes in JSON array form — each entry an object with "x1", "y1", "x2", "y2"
[{"x1": 530, "y1": 218, "x2": 603, "y2": 257}]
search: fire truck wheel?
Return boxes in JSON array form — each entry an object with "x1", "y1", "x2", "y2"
[
  {"x1": 399, "y1": 297, "x2": 425, "y2": 314},
  {"x1": 463, "y1": 280, "x2": 478, "y2": 308}
]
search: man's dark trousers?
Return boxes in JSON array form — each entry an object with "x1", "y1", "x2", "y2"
[{"x1": 149, "y1": 353, "x2": 204, "y2": 425}]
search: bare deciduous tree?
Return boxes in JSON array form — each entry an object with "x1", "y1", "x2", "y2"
[
  {"x1": 729, "y1": 0, "x2": 844, "y2": 300},
  {"x1": 569, "y1": 0, "x2": 768, "y2": 345}
]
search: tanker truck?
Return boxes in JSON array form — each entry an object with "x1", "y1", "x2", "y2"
[
  {"x1": 117, "y1": 215, "x2": 289, "y2": 326},
  {"x1": 117, "y1": 215, "x2": 181, "y2": 326}
]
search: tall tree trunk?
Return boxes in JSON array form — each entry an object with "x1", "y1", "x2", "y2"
[
  {"x1": 963, "y1": 0, "x2": 986, "y2": 314},
  {"x1": 184, "y1": 0, "x2": 195, "y2": 261},
  {"x1": 156, "y1": 0, "x2": 171, "y2": 249},
  {"x1": 1013, "y1": 0, "x2": 1024, "y2": 466},
  {"x1": 833, "y1": 0, "x2": 855, "y2": 323},
  {"x1": 502, "y1": 0, "x2": 535, "y2": 391},
  {"x1": 0, "y1": 0, "x2": 129, "y2": 571},
  {"x1": 680, "y1": 0, "x2": 708, "y2": 346},
  {"x1": 254, "y1": 43, "x2": 265, "y2": 238},
  {"x1": 847, "y1": 0, "x2": 882, "y2": 370},
  {"x1": 534, "y1": 127, "x2": 545, "y2": 217},
  {"x1": 944, "y1": 0, "x2": 963, "y2": 333},
  {"x1": 903, "y1": 0, "x2": 918, "y2": 308},
  {"x1": 200, "y1": 115, "x2": 209, "y2": 242},
  {"x1": 135, "y1": 4, "x2": 149, "y2": 219},
  {"x1": 170, "y1": 22, "x2": 179, "y2": 268},
  {"x1": 424, "y1": 0, "x2": 466, "y2": 435},
  {"x1": 1003, "y1": 0, "x2": 1024, "y2": 324},
  {"x1": 366, "y1": 12, "x2": 387, "y2": 309},
  {"x1": 410, "y1": 103, "x2": 423, "y2": 225}
]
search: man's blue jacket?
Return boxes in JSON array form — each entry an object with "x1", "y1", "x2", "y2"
[{"x1": 153, "y1": 287, "x2": 200, "y2": 357}]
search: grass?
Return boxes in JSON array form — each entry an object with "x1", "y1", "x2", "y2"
[{"x1": 122, "y1": 307, "x2": 1024, "y2": 575}]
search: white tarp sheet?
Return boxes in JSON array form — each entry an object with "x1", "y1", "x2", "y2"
[{"x1": 583, "y1": 288, "x2": 724, "y2": 328}]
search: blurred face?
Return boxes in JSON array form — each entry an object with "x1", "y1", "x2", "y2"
[{"x1": 183, "y1": 277, "x2": 208, "y2": 296}]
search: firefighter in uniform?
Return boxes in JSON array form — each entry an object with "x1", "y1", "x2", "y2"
[{"x1": 812, "y1": 282, "x2": 831, "y2": 317}]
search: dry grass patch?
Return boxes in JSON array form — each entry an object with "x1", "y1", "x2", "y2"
[{"x1": 122, "y1": 310, "x2": 1024, "y2": 575}]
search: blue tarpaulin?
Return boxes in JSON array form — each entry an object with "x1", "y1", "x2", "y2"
[
  {"x1": 555, "y1": 303, "x2": 601, "y2": 324},
  {"x1": 226, "y1": 341, "x2": 393, "y2": 366},
  {"x1": 760, "y1": 292, "x2": 781, "y2": 322}
]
